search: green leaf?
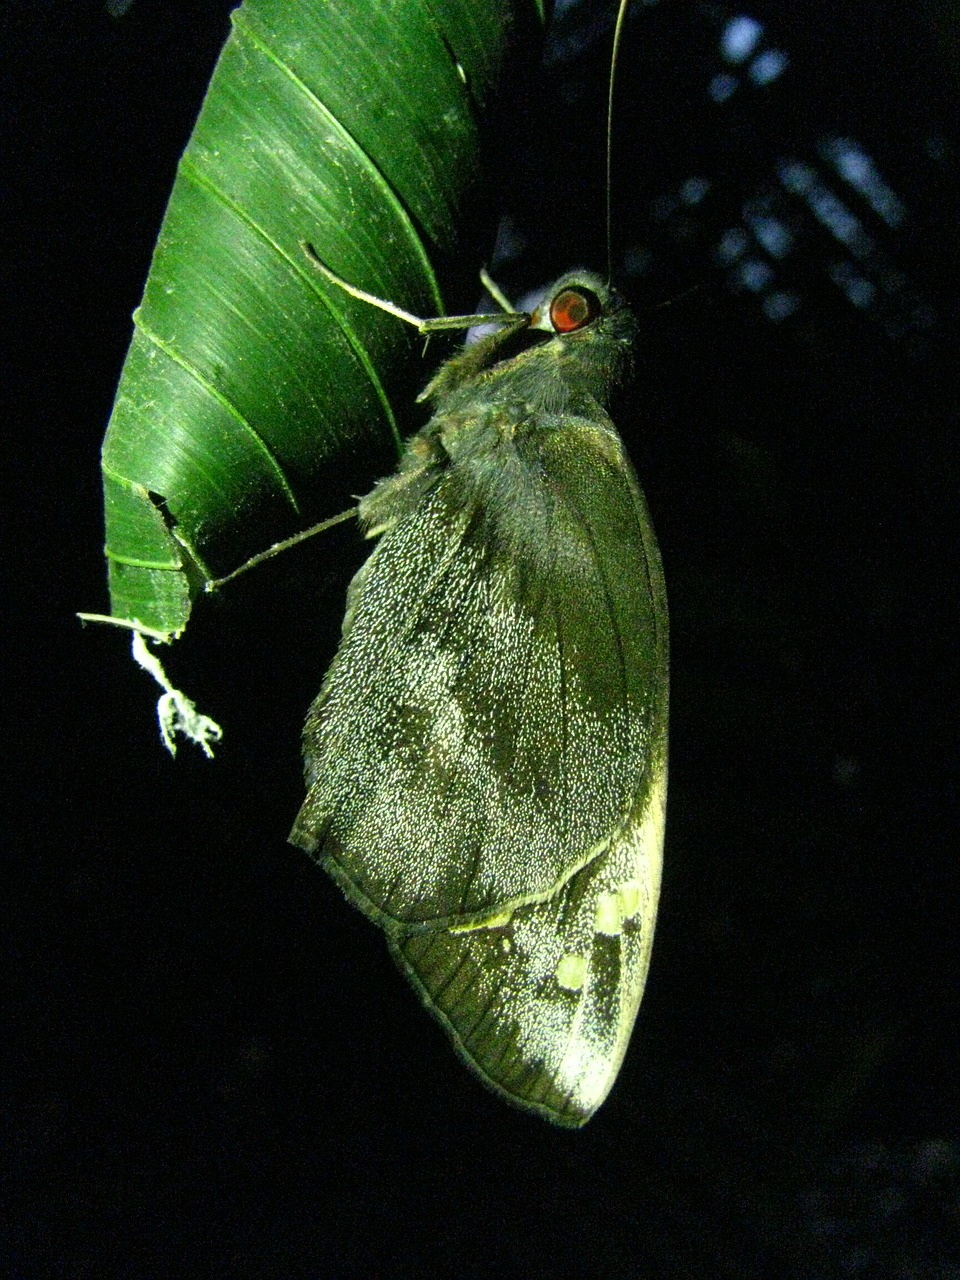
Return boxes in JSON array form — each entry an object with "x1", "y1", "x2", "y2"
[{"x1": 99, "y1": 0, "x2": 543, "y2": 636}]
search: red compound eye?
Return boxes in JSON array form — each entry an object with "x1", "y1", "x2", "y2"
[{"x1": 549, "y1": 286, "x2": 601, "y2": 333}]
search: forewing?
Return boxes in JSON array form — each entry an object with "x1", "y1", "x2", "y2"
[
  {"x1": 290, "y1": 413, "x2": 667, "y2": 929},
  {"x1": 389, "y1": 767, "x2": 666, "y2": 1127}
]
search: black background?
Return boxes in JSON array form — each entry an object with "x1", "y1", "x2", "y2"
[{"x1": 6, "y1": 0, "x2": 959, "y2": 1275}]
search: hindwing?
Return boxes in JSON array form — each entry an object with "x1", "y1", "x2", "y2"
[{"x1": 389, "y1": 763, "x2": 666, "y2": 1126}]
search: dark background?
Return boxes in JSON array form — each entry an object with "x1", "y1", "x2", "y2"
[{"x1": 6, "y1": 0, "x2": 958, "y2": 1275}]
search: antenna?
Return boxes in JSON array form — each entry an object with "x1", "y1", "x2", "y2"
[{"x1": 606, "y1": 0, "x2": 632, "y2": 283}]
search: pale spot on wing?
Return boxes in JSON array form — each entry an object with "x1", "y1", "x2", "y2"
[
  {"x1": 595, "y1": 878, "x2": 647, "y2": 935},
  {"x1": 618, "y1": 880, "x2": 644, "y2": 920},
  {"x1": 595, "y1": 891, "x2": 623, "y2": 936},
  {"x1": 555, "y1": 953, "x2": 588, "y2": 991}
]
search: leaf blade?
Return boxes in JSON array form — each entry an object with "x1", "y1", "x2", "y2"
[{"x1": 99, "y1": 0, "x2": 540, "y2": 633}]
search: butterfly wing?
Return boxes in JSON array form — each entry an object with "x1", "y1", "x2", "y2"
[
  {"x1": 290, "y1": 413, "x2": 666, "y2": 928},
  {"x1": 388, "y1": 762, "x2": 665, "y2": 1126},
  {"x1": 386, "y1": 417, "x2": 667, "y2": 1124},
  {"x1": 290, "y1": 403, "x2": 668, "y2": 1121}
]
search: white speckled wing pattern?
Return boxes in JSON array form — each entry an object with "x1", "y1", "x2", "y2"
[
  {"x1": 289, "y1": 272, "x2": 669, "y2": 1124},
  {"x1": 389, "y1": 766, "x2": 666, "y2": 1127},
  {"x1": 292, "y1": 414, "x2": 665, "y2": 930}
]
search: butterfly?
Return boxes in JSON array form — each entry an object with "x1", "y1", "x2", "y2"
[{"x1": 289, "y1": 266, "x2": 668, "y2": 1127}]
